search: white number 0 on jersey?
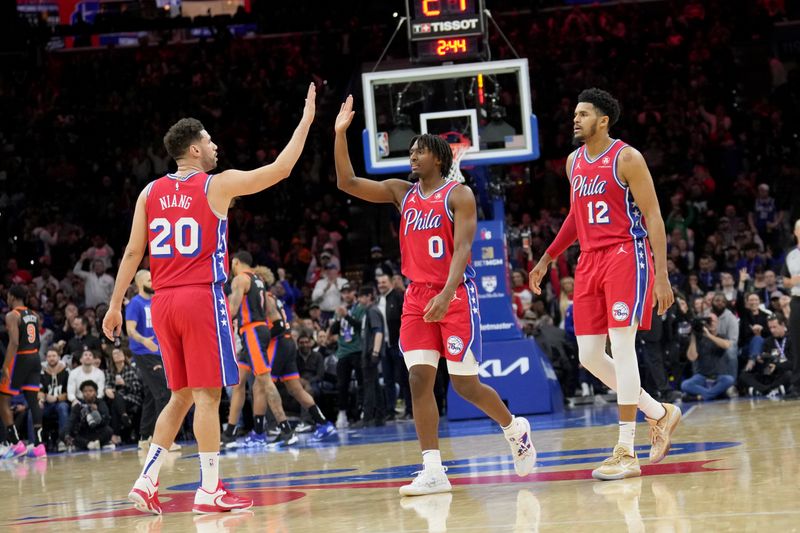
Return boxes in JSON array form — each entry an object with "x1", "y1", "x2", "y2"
[{"x1": 428, "y1": 236, "x2": 445, "y2": 259}]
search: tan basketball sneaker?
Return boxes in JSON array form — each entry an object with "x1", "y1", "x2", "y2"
[
  {"x1": 591, "y1": 445, "x2": 641, "y2": 481},
  {"x1": 646, "y1": 403, "x2": 681, "y2": 463}
]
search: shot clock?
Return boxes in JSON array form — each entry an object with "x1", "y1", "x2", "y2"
[
  {"x1": 417, "y1": 37, "x2": 480, "y2": 61},
  {"x1": 406, "y1": 0, "x2": 486, "y2": 62}
]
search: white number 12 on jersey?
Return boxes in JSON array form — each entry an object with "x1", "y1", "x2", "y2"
[{"x1": 587, "y1": 201, "x2": 610, "y2": 224}]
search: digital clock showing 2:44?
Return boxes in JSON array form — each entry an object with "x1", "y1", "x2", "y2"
[{"x1": 416, "y1": 37, "x2": 480, "y2": 62}]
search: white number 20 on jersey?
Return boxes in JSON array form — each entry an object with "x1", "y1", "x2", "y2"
[
  {"x1": 149, "y1": 217, "x2": 201, "y2": 257},
  {"x1": 587, "y1": 201, "x2": 610, "y2": 224}
]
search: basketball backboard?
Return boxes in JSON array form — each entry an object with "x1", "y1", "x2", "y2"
[{"x1": 361, "y1": 58, "x2": 539, "y2": 174}]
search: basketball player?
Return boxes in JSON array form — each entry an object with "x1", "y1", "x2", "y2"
[
  {"x1": 225, "y1": 252, "x2": 335, "y2": 446},
  {"x1": 334, "y1": 95, "x2": 535, "y2": 496},
  {"x1": 1, "y1": 285, "x2": 46, "y2": 459},
  {"x1": 102, "y1": 83, "x2": 315, "y2": 514},
  {"x1": 529, "y1": 88, "x2": 680, "y2": 481}
]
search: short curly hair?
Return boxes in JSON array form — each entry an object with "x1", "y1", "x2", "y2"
[
  {"x1": 409, "y1": 134, "x2": 453, "y2": 178},
  {"x1": 577, "y1": 88, "x2": 621, "y2": 127},
  {"x1": 163, "y1": 118, "x2": 205, "y2": 160}
]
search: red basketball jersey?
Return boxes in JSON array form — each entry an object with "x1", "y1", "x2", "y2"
[
  {"x1": 399, "y1": 180, "x2": 476, "y2": 286},
  {"x1": 570, "y1": 139, "x2": 648, "y2": 252},
  {"x1": 145, "y1": 171, "x2": 229, "y2": 290}
]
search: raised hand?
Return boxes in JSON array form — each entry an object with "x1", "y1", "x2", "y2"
[
  {"x1": 335, "y1": 95, "x2": 356, "y2": 134},
  {"x1": 302, "y1": 82, "x2": 316, "y2": 126}
]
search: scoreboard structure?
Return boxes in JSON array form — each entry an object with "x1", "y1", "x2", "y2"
[{"x1": 406, "y1": 0, "x2": 486, "y2": 63}]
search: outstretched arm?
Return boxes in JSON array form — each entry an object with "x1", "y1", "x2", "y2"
[
  {"x1": 619, "y1": 146, "x2": 674, "y2": 315},
  {"x1": 102, "y1": 190, "x2": 148, "y2": 339},
  {"x1": 334, "y1": 95, "x2": 411, "y2": 208},
  {"x1": 208, "y1": 83, "x2": 316, "y2": 211}
]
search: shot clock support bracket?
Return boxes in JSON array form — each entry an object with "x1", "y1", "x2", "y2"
[
  {"x1": 483, "y1": 9, "x2": 520, "y2": 60},
  {"x1": 371, "y1": 16, "x2": 409, "y2": 73}
]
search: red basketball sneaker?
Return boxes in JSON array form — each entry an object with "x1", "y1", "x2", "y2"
[
  {"x1": 193, "y1": 481, "x2": 253, "y2": 514},
  {"x1": 128, "y1": 475, "x2": 162, "y2": 515}
]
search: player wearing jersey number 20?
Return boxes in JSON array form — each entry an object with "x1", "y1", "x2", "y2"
[
  {"x1": 529, "y1": 88, "x2": 679, "y2": 481},
  {"x1": 334, "y1": 95, "x2": 536, "y2": 497},
  {"x1": 103, "y1": 83, "x2": 316, "y2": 514}
]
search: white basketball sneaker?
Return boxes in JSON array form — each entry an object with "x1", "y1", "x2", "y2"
[
  {"x1": 399, "y1": 467, "x2": 452, "y2": 497},
  {"x1": 193, "y1": 481, "x2": 253, "y2": 514},
  {"x1": 504, "y1": 417, "x2": 537, "y2": 476},
  {"x1": 128, "y1": 475, "x2": 162, "y2": 515}
]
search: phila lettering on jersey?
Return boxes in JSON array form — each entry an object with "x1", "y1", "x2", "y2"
[
  {"x1": 570, "y1": 139, "x2": 648, "y2": 252},
  {"x1": 399, "y1": 180, "x2": 476, "y2": 287},
  {"x1": 145, "y1": 171, "x2": 229, "y2": 290}
]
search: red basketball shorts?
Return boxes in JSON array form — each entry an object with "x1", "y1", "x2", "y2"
[
  {"x1": 151, "y1": 284, "x2": 239, "y2": 390},
  {"x1": 573, "y1": 238, "x2": 654, "y2": 336},
  {"x1": 399, "y1": 280, "x2": 482, "y2": 362}
]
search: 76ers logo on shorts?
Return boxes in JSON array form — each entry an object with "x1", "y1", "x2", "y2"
[
  {"x1": 447, "y1": 336, "x2": 465, "y2": 356},
  {"x1": 612, "y1": 302, "x2": 630, "y2": 322}
]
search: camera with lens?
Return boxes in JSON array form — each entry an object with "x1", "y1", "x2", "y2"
[
  {"x1": 82, "y1": 404, "x2": 102, "y2": 427},
  {"x1": 691, "y1": 317, "x2": 710, "y2": 335},
  {"x1": 760, "y1": 349, "x2": 779, "y2": 366}
]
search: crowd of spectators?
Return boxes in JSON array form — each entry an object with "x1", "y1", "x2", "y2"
[
  {"x1": 1, "y1": 1, "x2": 800, "y2": 452},
  {"x1": 500, "y1": 0, "x2": 800, "y2": 402}
]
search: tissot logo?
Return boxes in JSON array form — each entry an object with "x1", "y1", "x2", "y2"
[
  {"x1": 412, "y1": 18, "x2": 480, "y2": 35},
  {"x1": 478, "y1": 357, "x2": 530, "y2": 378}
]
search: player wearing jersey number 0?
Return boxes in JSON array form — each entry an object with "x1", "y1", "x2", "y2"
[
  {"x1": 103, "y1": 83, "x2": 316, "y2": 514},
  {"x1": 529, "y1": 89, "x2": 679, "y2": 482},
  {"x1": 334, "y1": 95, "x2": 536, "y2": 497}
]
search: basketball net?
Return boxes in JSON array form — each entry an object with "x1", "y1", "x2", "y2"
[{"x1": 440, "y1": 132, "x2": 471, "y2": 184}]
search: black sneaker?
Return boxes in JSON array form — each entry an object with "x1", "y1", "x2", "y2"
[
  {"x1": 270, "y1": 430, "x2": 298, "y2": 447},
  {"x1": 221, "y1": 431, "x2": 235, "y2": 443}
]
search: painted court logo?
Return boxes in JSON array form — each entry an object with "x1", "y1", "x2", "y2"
[
  {"x1": 447, "y1": 336, "x2": 465, "y2": 356},
  {"x1": 9, "y1": 442, "x2": 740, "y2": 525},
  {"x1": 612, "y1": 302, "x2": 630, "y2": 321}
]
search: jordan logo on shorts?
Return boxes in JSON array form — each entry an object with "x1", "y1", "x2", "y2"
[{"x1": 617, "y1": 244, "x2": 628, "y2": 255}]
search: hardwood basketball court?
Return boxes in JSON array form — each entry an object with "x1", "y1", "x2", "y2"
[{"x1": 3, "y1": 399, "x2": 797, "y2": 532}]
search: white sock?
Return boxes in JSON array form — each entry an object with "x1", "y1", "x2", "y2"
[
  {"x1": 199, "y1": 452, "x2": 220, "y2": 492},
  {"x1": 501, "y1": 416, "x2": 516, "y2": 435},
  {"x1": 618, "y1": 421, "x2": 636, "y2": 452},
  {"x1": 639, "y1": 390, "x2": 666, "y2": 420},
  {"x1": 139, "y1": 444, "x2": 167, "y2": 482},
  {"x1": 422, "y1": 449, "x2": 442, "y2": 470}
]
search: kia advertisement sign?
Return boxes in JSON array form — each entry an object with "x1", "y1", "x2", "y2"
[{"x1": 447, "y1": 337, "x2": 564, "y2": 419}]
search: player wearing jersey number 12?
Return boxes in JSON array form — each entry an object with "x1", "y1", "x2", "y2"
[
  {"x1": 103, "y1": 83, "x2": 316, "y2": 514},
  {"x1": 334, "y1": 95, "x2": 536, "y2": 497},
  {"x1": 529, "y1": 88, "x2": 679, "y2": 481}
]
